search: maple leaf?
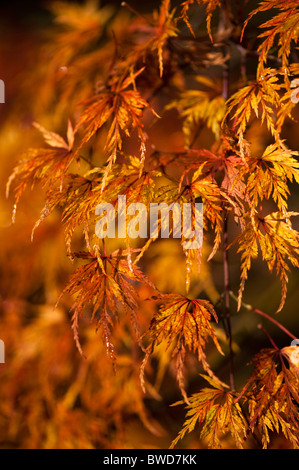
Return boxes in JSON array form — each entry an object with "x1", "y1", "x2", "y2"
[
  {"x1": 75, "y1": 68, "x2": 157, "y2": 189},
  {"x1": 212, "y1": 133, "x2": 249, "y2": 220},
  {"x1": 140, "y1": 294, "x2": 225, "y2": 402},
  {"x1": 230, "y1": 211, "x2": 299, "y2": 312},
  {"x1": 151, "y1": 0, "x2": 178, "y2": 77},
  {"x1": 158, "y1": 164, "x2": 226, "y2": 260},
  {"x1": 189, "y1": 172, "x2": 226, "y2": 261},
  {"x1": 31, "y1": 155, "x2": 161, "y2": 255},
  {"x1": 245, "y1": 142, "x2": 299, "y2": 211},
  {"x1": 224, "y1": 68, "x2": 282, "y2": 144},
  {"x1": 143, "y1": 172, "x2": 225, "y2": 291},
  {"x1": 58, "y1": 248, "x2": 155, "y2": 364},
  {"x1": 49, "y1": 0, "x2": 114, "y2": 64},
  {"x1": 95, "y1": 156, "x2": 159, "y2": 209},
  {"x1": 281, "y1": 345, "x2": 299, "y2": 380},
  {"x1": 170, "y1": 375, "x2": 247, "y2": 449},
  {"x1": 276, "y1": 63, "x2": 299, "y2": 132},
  {"x1": 237, "y1": 347, "x2": 299, "y2": 448},
  {"x1": 117, "y1": 0, "x2": 178, "y2": 80},
  {"x1": 6, "y1": 121, "x2": 76, "y2": 221},
  {"x1": 242, "y1": 1, "x2": 299, "y2": 73},
  {"x1": 166, "y1": 132, "x2": 247, "y2": 220},
  {"x1": 179, "y1": 143, "x2": 247, "y2": 216},
  {"x1": 31, "y1": 172, "x2": 101, "y2": 250},
  {"x1": 166, "y1": 75, "x2": 226, "y2": 145}
]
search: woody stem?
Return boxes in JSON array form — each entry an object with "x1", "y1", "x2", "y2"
[{"x1": 223, "y1": 214, "x2": 235, "y2": 390}]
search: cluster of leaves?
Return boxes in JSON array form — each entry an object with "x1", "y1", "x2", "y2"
[
  {"x1": 171, "y1": 346, "x2": 299, "y2": 448},
  {"x1": 3, "y1": 0, "x2": 299, "y2": 449}
]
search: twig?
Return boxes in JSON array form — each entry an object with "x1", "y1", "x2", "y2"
[
  {"x1": 78, "y1": 154, "x2": 95, "y2": 169},
  {"x1": 230, "y1": 291, "x2": 297, "y2": 341},
  {"x1": 223, "y1": 215, "x2": 235, "y2": 390},
  {"x1": 257, "y1": 323, "x2": 280, "y2": 351}
]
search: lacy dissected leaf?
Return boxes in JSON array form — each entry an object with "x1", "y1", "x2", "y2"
[
  {"x1": 58, "y1": 249, "x2": 155, "y2": 362},
  {"x1": 277, "y1": 64, "x2": 299, "y2": 131},
  {"x1": 160, "y1": 167, "x2": 225, "y2": 257},
  {"x1": 212, "y1": 132, "x2": 249, "y2": 220},
  {"x1": 91, "y1": 159, "x2": 161, "y2": 265},
  {"x1": 281, "y1": 345, "x2": 299, "y2": 379},
  {"x1": 118, "y1": 0, "x2": 178, "y2": 79},
  {"x1": 166, "y1": 76, "x2": 226, "y2": 145},
  {"x1": 237, "y1": 348, "x2": 299, "y2": 448},
  {"x1": 180, "y1": 0, "x2": 222, "y2": 41},
  {"x1": 31, "y1": 172, "x2": 101, "y2": 251},
  {"x1": 145, "y1": 0, "x2": 178, "y2": 77},
  {"x1": 141, "y1": 294, "x2": 225, "y2": 401},
  {"x1": 230, "y1": 211, "x2": 299, "y2": 312},
  {"x1": 127, "y1": 181, "x2": 193, "y2": 285},
  {"x1": 32, "y1": 156, "x2": 159, "y2": 253},
  {"x1": 75, "y1": 68, "x2": 156, "y2": 188},
  {"x1": 166, "y1": 132, "x2": 247, "y2": 216},
  {"x1": 179, "y1": 143, "x2": 247, "y2": 218},
  {"x1": 146, "y1": 175, "x2": 224, "y2": 288},
  {"x1": 6, "y1": 121, "x2": 75, "y2": 219},
  {"x1": 25, "y1": 2, "x2": 115, "y2": 121},
  {"x1": 189, "y1": 173, "x2": 225, "y2": 261},
  {"x1": 49, "y1": 0, "x2": 113, "y2": 62},
  {"x1": 170, "y1": 375, "x2": 247, "y2": 448},
  {"x1": 97, "y1": 156, "x2": 159, "y2": 208},
  {"x1": 225, "y1": 69, "x2": 282, "y2": 142},
  {"x1": 245, "y1": 142, "x2": 299, "y2": 211},
  {"x1": 242, "y1": 0, "x2": 299, "y2": 72},
  {"x1": 155, "y1": 0, "x2": 179, "y2": 76}
]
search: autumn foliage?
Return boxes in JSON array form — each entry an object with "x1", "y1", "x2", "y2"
[{"x1": 1, "y1": 0, "x2": 299, "y2": 449}]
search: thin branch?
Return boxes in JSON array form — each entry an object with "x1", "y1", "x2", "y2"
[
  {"x1": 230, "y1": 291, "x2": 297, "y2": 341},
  {"x1": 223, "y1": 215, "x2": 235, "y2": 390},
  {"x1": 257, "y1": 323, "x2": 280, "y2": 351},
  {"x1": 78, "y1": 154, "x2": 95, "y2": 168}
]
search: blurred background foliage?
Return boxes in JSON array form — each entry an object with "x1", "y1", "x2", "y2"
[{"x1": 0, "y1": 0, "x2": 298, "y2": 449}]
